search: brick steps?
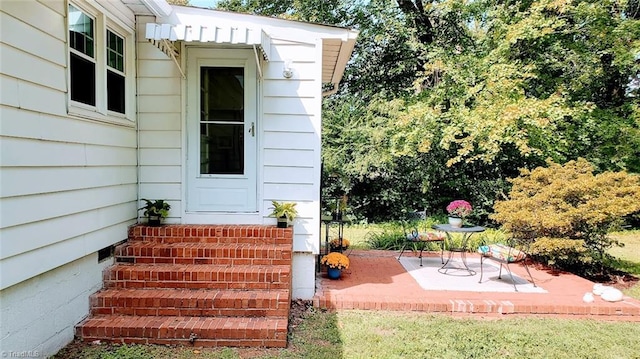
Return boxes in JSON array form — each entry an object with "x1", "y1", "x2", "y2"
[
  {"x1": 77, "y1": 315, "x2": 288, "y2": 347},
  {"x1": 90, "y1": 288, "x2": 290, "y2": 317},
  {"x1": 76, "y1": 225, "x2": 293, "y2": 348},
  {"x1": 115, "y1": 242, "x2": 291, "y2": 265},
  {"x1": 103, "y1": 263, "x2": 291, "y2": 290},
  {"x1": 127, "y1": 225, "x2": 291, "y2": 245}
]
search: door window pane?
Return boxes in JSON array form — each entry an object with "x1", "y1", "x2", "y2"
[
  {"x1": 200, "y1": 123, "x2": 244, "y2": 174},
  {"x1": 200, "y1": 67, "x2": 245, "y2": 175}
]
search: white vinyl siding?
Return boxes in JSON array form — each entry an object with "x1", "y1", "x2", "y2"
[
  {"x1": 136, "y1": 16, "x2": 183, "y2": 222},
  {"x1": 0, "y1": 0, "x2": 138, "y2": 355},
  {"x1": 261, "y1": 39, "x2": 322, "y2": 254},
  {"x1": 0, "y1": 0, "x2": 137, "y2": 288}
]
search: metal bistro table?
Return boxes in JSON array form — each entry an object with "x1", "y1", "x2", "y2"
[{"x1": 432, "y1": 224, "x2": 485, "y2": 276}]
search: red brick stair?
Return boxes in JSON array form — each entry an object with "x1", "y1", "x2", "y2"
[{"x1": 76, "y1": 225, "x2": 293, "y2": 347}]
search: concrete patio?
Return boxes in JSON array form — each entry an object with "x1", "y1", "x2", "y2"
[{"x1": 313, "y1": 250, "x2": 640, "y2": 320}]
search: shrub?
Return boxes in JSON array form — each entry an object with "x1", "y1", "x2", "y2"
[
  {"x1": 529, "y1": 237, "x2": 591, "y2": 270},
  {"x1": 492, "y1": 158, "x2": 640, "y2": 274}
]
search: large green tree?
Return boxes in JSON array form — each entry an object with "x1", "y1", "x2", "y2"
[{"x1": 217, "y1": 0, "x2": 640, "y2": 222}]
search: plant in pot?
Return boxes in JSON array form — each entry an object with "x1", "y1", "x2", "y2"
[
  {"x1": 139, "y1": 199, "x2": 171, "y2": 226},
  {"x1": 446, "y1": 200, "x2": 472, "y2": 228},
  {"x1": 320, "y1": 252, "x2": 350, "y2": 279},
  {"x1": 269, "y1": 200, "x2": 298, "y2": 228},
  {"x1": 329, "y1": 237, "x2": 350, "y2": 252}
]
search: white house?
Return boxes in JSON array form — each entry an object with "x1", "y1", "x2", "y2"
[{"x1": 0, "y1": 0, "x2": 357, "y2": 355}]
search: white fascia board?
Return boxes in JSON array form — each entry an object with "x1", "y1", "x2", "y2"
[
  {"x1": 331, "y1": 37, "x2": 357, "y2": 84},
  {"x1": 140, "y1": 0, "x2": 173, "y2": 18}
]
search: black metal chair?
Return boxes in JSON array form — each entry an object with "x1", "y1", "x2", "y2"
[
  {"x1": 478, "y1": 237, "x2": 536, "y2": 291},
  {"x1": 397, "y1": 211, "x2": 445, "y2": 266}
]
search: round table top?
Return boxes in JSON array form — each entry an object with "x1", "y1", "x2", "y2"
[{"x1": 432, "y1": 224, "x2": 485, "y2": 233}]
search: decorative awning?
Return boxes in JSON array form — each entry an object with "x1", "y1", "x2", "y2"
[
  {"x1": 144, "y1": 23, "x2": 271, "y2": 78},
  {"x1": 133, "y1": 1, "x2": 357, "y2": 94}
]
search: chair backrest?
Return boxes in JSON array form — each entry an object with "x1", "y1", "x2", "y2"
[
  {"x1": 507, "y1": 236, "x2": 535, "y2": 253},
  {"x1": 401, "y1": 210, "x2": 426, "y2": 240}
]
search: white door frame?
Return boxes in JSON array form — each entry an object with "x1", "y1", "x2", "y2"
[{"x1": 183, "y1": 47, "x2": 261, "y2": 224}]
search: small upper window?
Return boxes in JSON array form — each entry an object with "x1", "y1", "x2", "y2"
[
  {"x1": 68, "y1": 5, "x2": 96, "y2": 106},
  {"x1": 106, "y1": 30, "x2": 125, "y2": 113}
]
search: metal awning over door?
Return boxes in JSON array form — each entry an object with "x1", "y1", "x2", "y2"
[{"x1": 145, "y1": 23, "x2": 271, "y2": 78}]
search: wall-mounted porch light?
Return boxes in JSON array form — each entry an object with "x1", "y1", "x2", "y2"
[{"x1": 282, "y1": 59, "x2": 293, "y2": 78}]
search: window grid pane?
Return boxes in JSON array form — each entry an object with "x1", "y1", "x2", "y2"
[
  {"x1": 106, "y1": 30, "x2": 124, "y2": 72},
  {"x1": 68, "y1": 5, "x2": 94, "y2": 58}
]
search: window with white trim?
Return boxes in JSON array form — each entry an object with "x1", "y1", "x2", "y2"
[
  {"x1": 67, "y1": 2, "x2": 132, "y2": 121},
  {"x1": 106, "y1": 29, "x2": 125, "y2": 113},
  {"x1": 68, "y1": 4, "x2": 96, "y2": 106}
]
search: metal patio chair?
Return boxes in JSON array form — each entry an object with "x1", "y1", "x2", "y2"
[
  {"x1": 397, "y1": 211, "x2": 445, "y2": 266},
  {"x1": 478, "y1": 236, "x2": 537, "y2": 291}
]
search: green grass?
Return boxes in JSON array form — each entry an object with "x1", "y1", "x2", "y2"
[
  {"x1": 55, "y1": 310, "x2": 640, "y2": 359},
  {"x1": 608, "y1": 230, "x2": 640, "y2": 298},
  {"x1": 337, "y1": 311, "x2": 640, "y2": 359},
  {"x1": 610, "y1": 230, "x2": 640, "y2": 264}
]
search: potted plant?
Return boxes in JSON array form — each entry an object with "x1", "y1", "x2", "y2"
[
  {"x1": 329, "y1": 237, "x2": 350, "y2": 252},
  {"x1": 320, "y1": 252, "x2": 350, "y2": 279},
  {"x1": 269, "y1": 200, "x2": 298, "y2": 228},
  {"x1": 446, "y1": 200, "x2": 472, "y2": 228},
  {"x1": 139, "y1": 199, "x2": 171, "y2": 226}
]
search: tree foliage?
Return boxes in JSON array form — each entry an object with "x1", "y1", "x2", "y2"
[{"x1": 216, "y1": 0, "x2": 640, "y2": 223}]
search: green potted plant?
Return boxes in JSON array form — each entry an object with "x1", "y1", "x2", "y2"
[
  {"x1": 139, "y1": 199, "x2": 171, "y2": 226},
  {"x1": 269, "y1": 200, "x2": 298, "y2": 228}
]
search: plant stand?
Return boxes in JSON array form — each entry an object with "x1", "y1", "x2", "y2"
[{"x1": 323, "y1": 218, "x2": 345, "y2": 256}]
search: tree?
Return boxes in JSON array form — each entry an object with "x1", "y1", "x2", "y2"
[{"x1": 217, "y1": 0, "x2": 640, "y2": 222}]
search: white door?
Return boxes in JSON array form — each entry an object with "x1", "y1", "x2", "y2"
[{"x1": 186, "y1": 48, "x2": 257, "y2": 212}]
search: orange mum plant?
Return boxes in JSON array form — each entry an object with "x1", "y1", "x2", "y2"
[
  {"x1": 320, "y1": 252, "x2": 350, "y2": 270},
  {"x1": 329, "y1": 238, "x2": 350, "y2": 250}
]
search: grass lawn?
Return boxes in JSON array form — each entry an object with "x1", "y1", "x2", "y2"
[
  {"x1": 609, "y1": 230, "x2": 640, "y2": 298},
  {"x1": 55, "y1": 309, "x2": 640, "y2": 359}
]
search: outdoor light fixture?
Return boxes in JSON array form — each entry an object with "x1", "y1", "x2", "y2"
[{"x1": 282, "y1": 59, "x2": 293, "y2": 78}]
